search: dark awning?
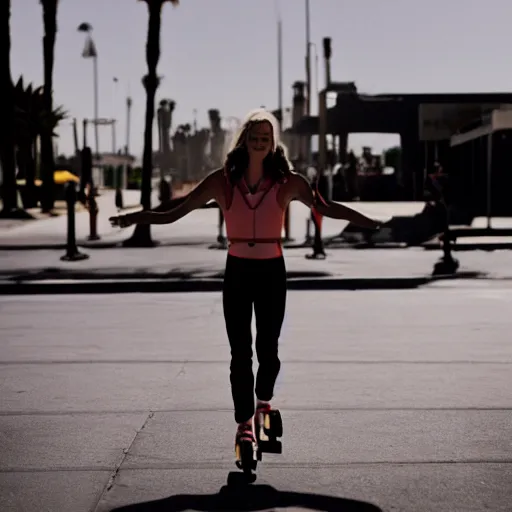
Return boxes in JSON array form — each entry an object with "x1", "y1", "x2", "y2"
[{"x1": 289, "y1": 109, "x2": 339, "y2": 135}]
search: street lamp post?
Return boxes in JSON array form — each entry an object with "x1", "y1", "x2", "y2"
[
  {"x1": 111, "y1": 76, "x2": 125, "y2": 207},
  {"x1": 308, "y1": 42, "x2": 319, "y2": 114},
  {"x1": 305, "y1": 0, "x2": 311, "y2": 117},
  {"x1": 318, "y1": 37, "x2": 332, "y2": 174},
  {"x1": 122, "y1": 96, "x2": 132, "y2": 191},
  {"x1": 78, "y1": 23, "x2": 100, "y2": 159},
  {"x1": 305, "y1": 0, "x2": 312, "y2": 165},
  {"x1": 277, "y1": 14, "x2": 283, "y2": 130}
]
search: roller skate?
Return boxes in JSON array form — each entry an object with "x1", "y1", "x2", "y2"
[
  {"x1": 255, "y1": 402, "x2": 283, "y2": 461},
  {"x1": 234, "y1": 420, "x2": 257, "y2": 476}
]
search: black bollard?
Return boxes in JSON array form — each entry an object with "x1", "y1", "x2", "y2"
[
  {"x1": 217, "y1": 208, "x2": 226, "y2": 245},
  {"x1": 306, "y1": 209, "x2": 326, "y2": 259},
  {"x1": 61, "y1": 181, "x2": 89, "y2": 262},
  {"x1": 87, "y1": 185, "x2": 101, "y2": 241},
  {"x1": 283, "y1": 206, "x2": 293, "y2": 242},
  {"x1": 158, "y1": 178, "x2": 171, "y2": 204},
  {"x1": 114, "y1": 165, "x2": 124, "y2": 209},
  {"x1": 305, "y1": 218, "x2": 313, "y2": 244},
  {"x1": 208, "y1": 206, "x2": 227, "y2": 250},
  {"x1": 115, "y1": 186, "x2": 124, "y2": 209},
  {"x1": 432, "y1": 205, "x2": 459, "y2": 276}
]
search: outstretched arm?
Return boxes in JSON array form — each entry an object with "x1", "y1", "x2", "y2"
[
  {"x1": 290, "y1": 173, "x2": 380, "y2": 230},
  {"x1": 110, "y1": 170, "x2": 221, "y2": 227}
]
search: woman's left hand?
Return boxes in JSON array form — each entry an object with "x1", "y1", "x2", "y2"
[
  {"x1": 369, "y1": 219, "x2": 383, "y2": 230},
  {"x1": 109, "y1": 213, "x2": 135, "y2": 228}
]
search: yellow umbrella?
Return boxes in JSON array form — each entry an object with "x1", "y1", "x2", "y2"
[
  {"x1": 17, "y1": 171, "x2": 79, "y2": 187},
  {"x1": 53, "y1": 170, "x2": 80, "y2": 184}
]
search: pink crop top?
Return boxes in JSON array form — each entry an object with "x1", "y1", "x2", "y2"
[{"x1": 222, "y1": 177, "x2": 285, "y2": 259}]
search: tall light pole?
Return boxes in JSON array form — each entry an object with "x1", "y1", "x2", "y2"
[
  {"x1": 273, "y1": 0, "x2": 284, "y2": 130},
  {"x1": 305, "y1": 0, "x2": 311, "y2": 117},
  {"x1": 305, "y1": 0, "x2": 312, "y2": 165},
  {"x1": 277, "y1": 9, "x2": 283, "y2": 130},
  {"x1": 124, "y1": 95, "x2": 132, "y2": 189},
  {"x1": 78, "y1": 22, "x2": 99, "y2": 159},
  {"x1": 308, "y1": 42, "x2": 319, "y2": 114}
]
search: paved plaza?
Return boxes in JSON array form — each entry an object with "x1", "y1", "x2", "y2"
[{"x1": 1, "y1": 284, "x2": 511, "y2": 511}]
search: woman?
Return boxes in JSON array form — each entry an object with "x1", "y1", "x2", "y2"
[{"x1": 110, "y1": 110, "x2": 380, "y2": 451}]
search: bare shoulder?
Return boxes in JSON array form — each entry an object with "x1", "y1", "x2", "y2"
[
  {"x1": 278, "y1": 171, "x2": 312, "y2": 207},
  {"x1": 286, "y1": 171, "x2": 311, "y2": 193},
  {"x1": 181, "y1": 167, "x2": 225, "y2": 207},
  {"x1": 197, "y1": 167, "x2": 225, "y2": 193},
  {"x1": 203, "y1": 167, "x2": 225, "y2": 185},
  {"x1": 202, "y1": 167, "x2": 227, "y2": 206},
  {"x1": 290, "y1": 171, "x2": 309, "y2": 186}
]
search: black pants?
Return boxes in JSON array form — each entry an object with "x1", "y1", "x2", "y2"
[{"x1": 223, "y1": 254, "x2": 287, "y2": 423}]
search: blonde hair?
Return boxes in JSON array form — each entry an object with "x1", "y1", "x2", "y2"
[
  {"x1": 227, "y1": 109, "x2": 282, "y2": 154},
  {"x1": 223, "y1": 109, "x2": 293, "y2": 185}
]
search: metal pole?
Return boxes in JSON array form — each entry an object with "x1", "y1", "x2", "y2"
[
  {"x1": 157, "y1": 106, "x2": 164, "y2": 181},
  {"x1": 72, "y1": 118, "x2": 79, "y2": 154},
  {"x1": 305, "y1": 0, "x2": 311, "y2": 116},
  {"x1": 112, "y1": 121, "x2": 116, "y2": 154},
  {"x1": 112, "y1": 118, "x2": 117, "y2": 192},
  {"x1": 83, "y1": 119, "x2": 88, "y2": 149},
  {"x1": 124, "y1": 96, "x2": 132, "y2": 190},
  {"x1": 126, "y1": 97, "x2": 132, "y2": 156},
  {"x1": 277, "y1": 17, "x2": 283, "y2": 129},
  {"x1": 318, "y1": 89, "x2": 327, "y2": 172},
  {"x1": 305, "y1": 0, "x2": 311, "y2": 165},
  {"x1": 93, "y1": 54, "x2": 100, "y2": 157},
  {"x1": 314, "y1": 44, "x2": 319, "y2": 109},
  {"x1": 486, "y1": 132, "x2": 492, "y2": 230}
]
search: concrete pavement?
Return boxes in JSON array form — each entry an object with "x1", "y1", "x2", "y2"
[
  {"x1": 1, "y1": 288, "x2": 511, "y2": 511},
  {"x1": 2, "y1": 191, "x2": 512, "y2": 253},
  {"x1": 1, "y1": 244, "x2": 511, "y2": 294},
  {"x1": 1, "y1": 192, "x2": 511, "y2": 294},
  {"x1": 0, "y1": 189, "x2": 143, "y2": 250},
  {"x1": 0, "y1": 193, "x2": 406, "y2": 250}
]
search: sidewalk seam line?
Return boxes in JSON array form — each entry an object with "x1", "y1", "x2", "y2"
[{"x1": 92, "y1": 411, "x2": 154, "y2": 512}]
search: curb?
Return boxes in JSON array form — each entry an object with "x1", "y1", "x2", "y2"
[
  {"x1": 2, "y1": 239, "x2": 511, "y2": 252},
  {"x1": 0, "y1": 276, "x2": 435, "y2": 295},
  {"x1": 422, "y1": 242, "x2": 512, "y2": 251},
  {"x1": 0, "y1": 240, "x2": 316, "y2": 251}
]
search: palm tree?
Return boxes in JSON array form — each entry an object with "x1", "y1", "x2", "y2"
[
  {"x1": 123, "y1": 0, "x2": 179, "y2": 247},
  {"x1": 39, "y1": 0, "x2": 58, "y2": 213},
  {"x1": 0, "y1": 0, "x2": 26, "y2": 218},
  {"x1": 14, "y1": 77, "x2": 67, "y2": 208},
  {"x1": 14, "y1": 78, "x2": 39, "y2": 208}
]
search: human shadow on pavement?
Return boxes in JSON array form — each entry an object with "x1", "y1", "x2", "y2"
[
  {"x1": 109, "y1": 471, "x2": 382, "y2": 512},
  {"x1": 0, "y1": 268, "x2": 488, "y2": 296}
]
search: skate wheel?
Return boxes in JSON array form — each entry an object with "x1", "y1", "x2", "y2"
[
  {"x1": 236, "y1": 440, "x2": 256, "y2": 474},
  {"x1": 264, "y1": 410, "x2": 283, "y2": 438},
  {"x1": 259, "y1": 440, "x2": 282, "y2": 454}
]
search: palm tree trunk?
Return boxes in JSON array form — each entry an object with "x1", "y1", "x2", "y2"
[
  {"x1": 123, "y1": 2, "x2": 163, "y2": 247},
  {"x1": 15, "y1": 144, "x2": 37, "y2": 209},
  {"x1": 40, "y1": 0, "x2": 57, "y2": 213},
  {"x1": 0, "y1": 0, "x2": 22, "y2": 217},
  {"x1": 27, "y1": 138, "x2": 38, "y2": 207}
]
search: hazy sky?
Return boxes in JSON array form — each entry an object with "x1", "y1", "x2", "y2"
[{"x1": 10, "y1": 0, "x2": 512, "y2": 158}]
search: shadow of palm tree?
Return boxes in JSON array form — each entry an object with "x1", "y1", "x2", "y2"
[{"x1": 109, "y1": 471, "x2": 382, "y2": 512}]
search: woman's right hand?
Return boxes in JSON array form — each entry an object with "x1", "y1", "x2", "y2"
[{"x1": 109, "y1": 213, "x2": 136, "y2": 228}]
